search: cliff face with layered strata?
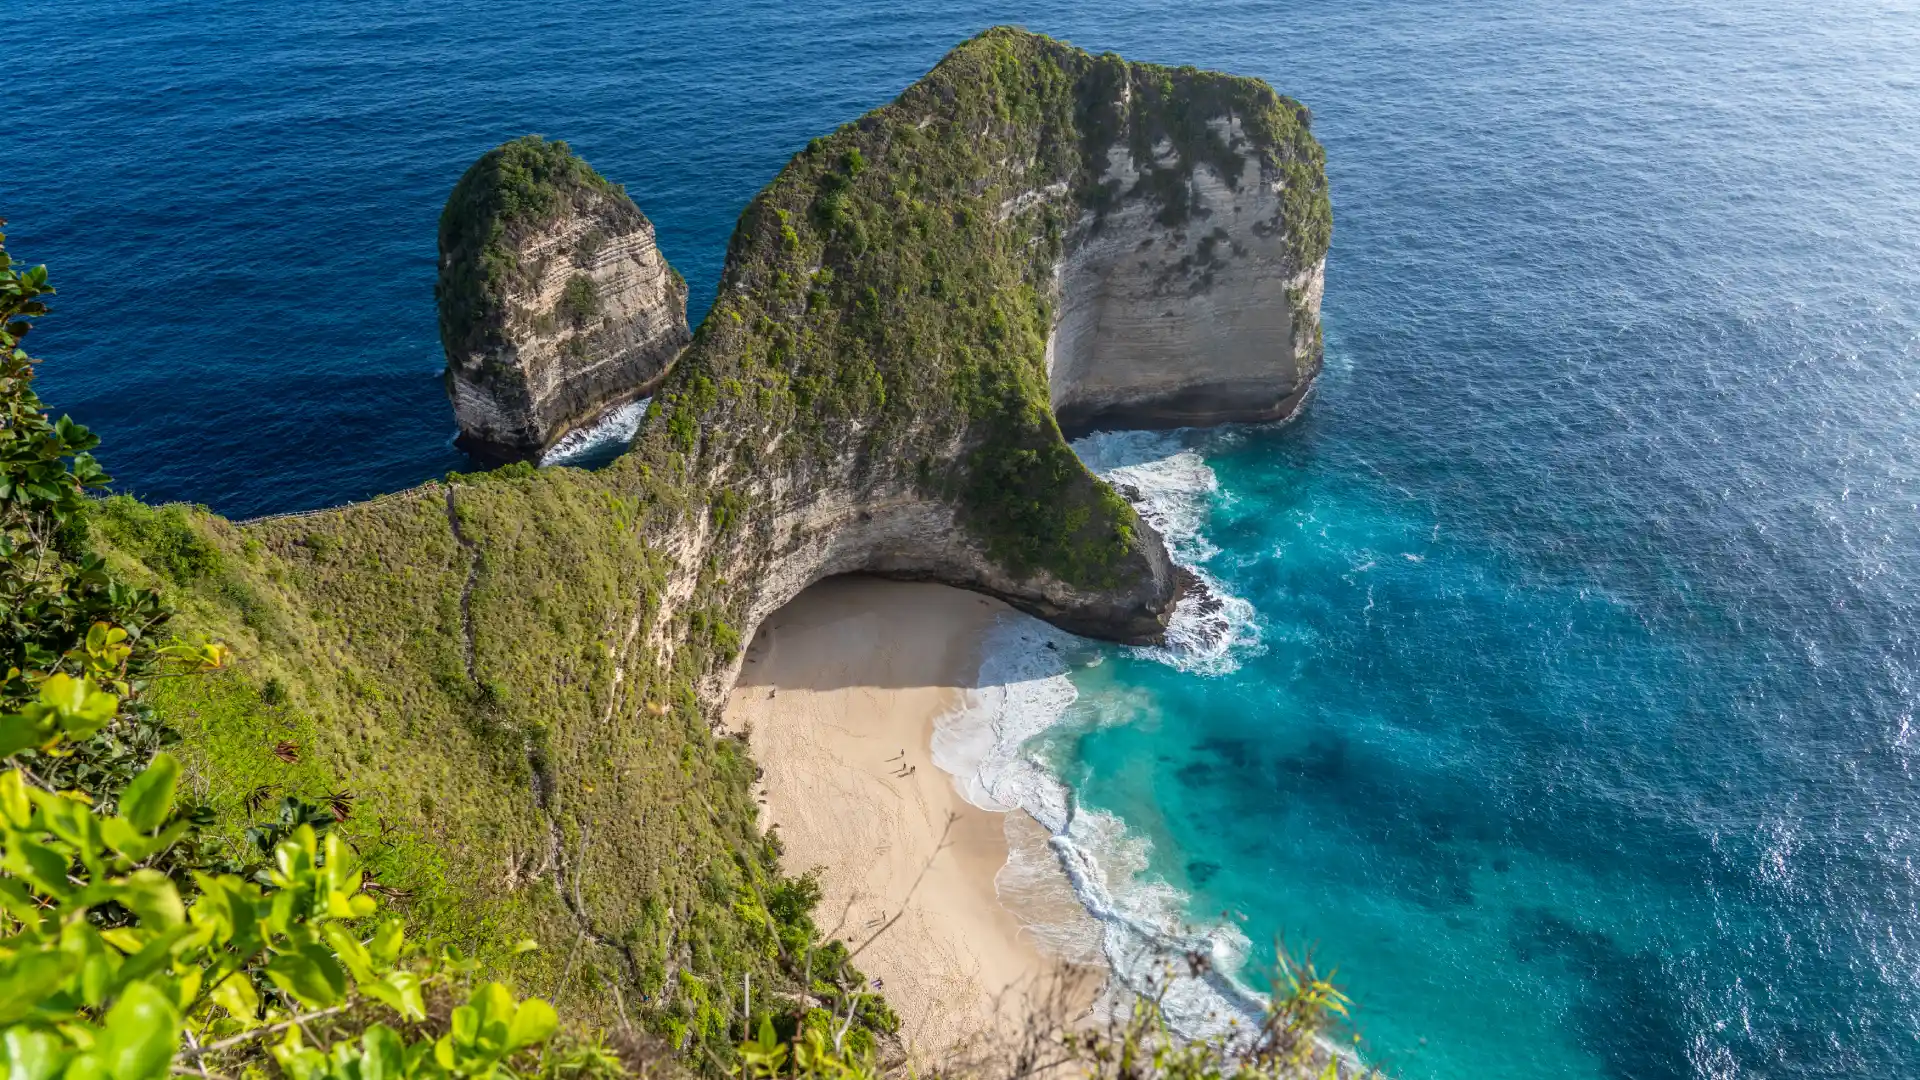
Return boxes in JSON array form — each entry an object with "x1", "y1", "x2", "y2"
[
  {"x1": 105, "y1": 28, "x2": 1330, "y2": 1057},
  {"x1": 1050, "y1": 115, "x2": 1325, "y2": 436},
  {"x1": 438, "y1": 136, "x2": 691, "y2": 463}
]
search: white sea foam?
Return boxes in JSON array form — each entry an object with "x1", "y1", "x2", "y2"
[
  {"x1": 1075, "y1": 430, "x2": 1262, "y2": 676},
  {"x1": 928, "y1": 429, "x2": 1274, "y2": 1039},
  {"x1": 540, "y1": 397, "x2": 650, "y2": 466},
  {"x1": 1074, "y1": 430, "x2": 1222, "y2": 564}
]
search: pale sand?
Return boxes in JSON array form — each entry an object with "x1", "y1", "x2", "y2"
[{"x1": 724, "y1": 576, "x2": 1072, "y2": 1058}]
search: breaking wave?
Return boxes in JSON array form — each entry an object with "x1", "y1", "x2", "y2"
[
  {"x1": 540, "y1": 397, "x2": 650, "y2": 466},
  {"x1": 929, "y1": 429, "x2": 1272, "y2": 1038}
]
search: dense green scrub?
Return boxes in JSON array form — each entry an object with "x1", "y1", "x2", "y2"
[
  {"x1": 64, "y1": 26, "x2": 1329, "y2": 1071},
  {"x1": 84, "y1": 478, "x2": 885, "y2": 1064}
]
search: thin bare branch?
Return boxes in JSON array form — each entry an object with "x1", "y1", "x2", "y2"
[{"x1": 179, "y1": 1003, "x2": 353, "y2": 1058}]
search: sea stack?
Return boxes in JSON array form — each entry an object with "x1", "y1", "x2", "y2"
[
  {"x1": 436, "y1": 136, "x2": 690, "y2": 463},
  {"x1": 624, "y1": 32, "x2": 1330, "y2": 650}
]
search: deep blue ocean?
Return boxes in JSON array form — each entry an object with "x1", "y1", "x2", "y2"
[{"x1": 13, "y1": 0, "x2": 1920, "y2": 1076}]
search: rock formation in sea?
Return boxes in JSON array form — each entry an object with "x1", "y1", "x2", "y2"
[
  {"x1": 105, "y1": 28, "x2": 1331, "y2": 1037},
  {"x1": 628, "y1": 40, "x2": 1329, "y2": 652},
  {"x1": 1049, "y1": 114, "x2": 1326, "y2": 436},
  {"x1": 436, "y1": 135, "x2": 691, "y2": 463}
]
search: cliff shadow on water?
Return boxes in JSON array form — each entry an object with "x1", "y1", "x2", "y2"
[{"x1": 84, "y1": 26, "x2": 1330, "y2": 1061}]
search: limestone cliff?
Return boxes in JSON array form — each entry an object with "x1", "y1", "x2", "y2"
[
  {"x1": 629, "y1": 32, "x2": 1330, "y2": 653},
  {"x1": 116, "y1": 28, "x2": 1331, "y2": 1052},
  {"x1": 1049, "y1": 115, "x2": 1326, "y2": 436},
  {"x1": 437, "y1": 136, "x2": 691, "y2": 463}
]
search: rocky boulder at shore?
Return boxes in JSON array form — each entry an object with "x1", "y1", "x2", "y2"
[{"x1": 436, "y1": 136, "x2": 690, "y2": 463}]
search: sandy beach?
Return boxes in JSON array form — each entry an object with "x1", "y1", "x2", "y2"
[{"x1": 724, "y1": 576, "x2": 1080, "y2": 1058}]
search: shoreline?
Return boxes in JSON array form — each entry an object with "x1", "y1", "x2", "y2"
[{"x1": 723, "y1": 576, "x2": 1093, "y2": 1058}]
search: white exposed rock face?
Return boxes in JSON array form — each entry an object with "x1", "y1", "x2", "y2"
[
  {"x1": 1049, "y1": 118, "x2": 1325, "y2": 436},
  {"x1": 445, "y1": 192, "x2": 690, "y2": 462}
]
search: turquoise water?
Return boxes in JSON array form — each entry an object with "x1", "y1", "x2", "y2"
[
  {"x1": 14, "y1": 0, "x2": 1920, "y2": 1076},
  {"x1": 1038, "y1": 4, "x2": 1920, "y2": 1076}
]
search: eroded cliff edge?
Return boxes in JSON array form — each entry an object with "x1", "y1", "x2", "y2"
[
  {"x1": 111, "y1": 28, "x2": 1330, "y2": 1048},
  {"x1": 1050, "y1": 112, "x2": 1326, "y2": 436},
  {"x1": 438, "y1": 136, "x2": 691, "y2": 463},
  {"x1": 630, "y1": 32, "x2": 1329, "y2": 652}
]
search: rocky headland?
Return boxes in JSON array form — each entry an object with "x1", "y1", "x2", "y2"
[
  {"x1": 95, "y1": 27, "x2": 1330, "y2": 1060},
  {"x1": 437, "y1": 136, "x2": 692, "y2": 463},
  {"x1": 1048, "y1": 111, "x2": 1325, "y2": 436}
]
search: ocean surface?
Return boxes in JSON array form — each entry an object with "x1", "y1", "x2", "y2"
[{"x1": 14, "y1": 0, "x2": 1920, "y2": 1076}]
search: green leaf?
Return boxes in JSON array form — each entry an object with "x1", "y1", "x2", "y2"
[
  {"x1": 10, "y1": 835, "x2": 74, "y2": 899},
  {"x1": 272, "y1": 824, "x2": 319, "y2": 888},
  {"x1": 368, "y1": 919, "x2": 406, "y2": 965},
  {"x1": 449, "y1": 1004, "x2": 478, "y2": 1047},
  {"x1": 104, "y1": 924, "x2": 191, "y2": 994},
  {"x1": 469, "y1": 982, "x2": 515, "y2": 1050},
  {"x1": 84, "y1": 622, "x2": 125, "y2": 654},
  {"x1": 0, "y1": 713, "x2": 51, "y2": 757},
  {"x1": 361, "y1": 970, "x2": 425, "y2": 1022},
  {"x1": 0, "y1": 769, "x2": 30, "y2": 826},
  {"x1": 34, "y1": 673, "x2": 85, "y2": 718},
  {"x1": 116, "y1": 753, "x2": 178, "y2": 832},
  {"x1": 432, "y1": 1034, "x2": 458, "y2": 1073},
  {"x1": 23, "y1": 673, "x2": 119, "y2": 743},
  {"x1": 321, "y1": 922, "x2": 375, "y2": 984},
  {"x1": 96, "y1": 980, "x2": 181, "y2": 1080},
  {"x1": 99, "y1": 817, "x2": 156, "y2": 861},
  {"x1": 265, "y1": 944, "x2": 346, "y2": 1008},
  {"x1": 0, "y1": 876, "x2": 41, "y2": 925},
  {"x1": 187, "y1": 873, "x2": 260, "y2": 950},
  {"x1": 322, "y1": 832, "x2": 359, "y2": 895},
  {"x1": 35, "y1": 797, "x2": 99, "y2": 862},
  {"x1": 1, "y1": 1027, "x2": 73, "y2": 1080},
  {"x1": 270, "y1": 1030, "x2": 328, "y2": 1080},
  {"x1": 505, "y1": 997, "x2": 558, "y2": 1050},
  {"x1": 0, "y1": 949, "x2": 82, "y2": 1025},
  {"x1": 79, "y1": 949, "x2": 117, "y2": 1009},
  {"x1": 209, "y1": 971, "x2": 261, "y2": 1029},
  {"x1": 358, "y1": 1026, "x2": 407, "y2": 1080},
  {"x1": 116, "y1": 871, "x2": 185, "y2": 931}
]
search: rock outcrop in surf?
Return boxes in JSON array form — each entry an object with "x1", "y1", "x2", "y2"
[{"x1": 437, "y1": 136, "x2": 690, "y2": 463}]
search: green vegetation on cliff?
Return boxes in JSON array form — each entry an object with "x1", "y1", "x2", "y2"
[
  {"x1": 639, "y1": 27, "x2": 1326, "y2": 586},
  {"x1": 4, "y1": 222, "x2": 888, "y2": 1075},
  {"x1": 2, "y1": 27, "x2": 1341, "y2": 1080},
  {"x1": 436, "y1": 135, "x2": 637, "y2": 362}
]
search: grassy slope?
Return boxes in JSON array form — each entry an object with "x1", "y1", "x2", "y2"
[{"x1": 81, "y1": 26, "x2": 1329, "y2": 1067}]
